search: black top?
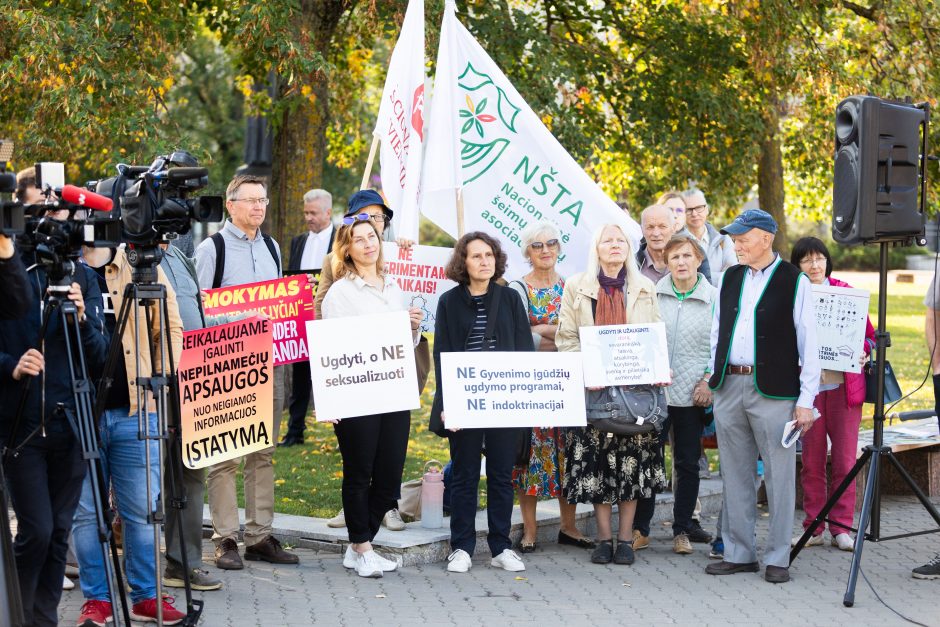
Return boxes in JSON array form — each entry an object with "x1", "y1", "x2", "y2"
[
  {"x1": 0, "y1": 253, "x2": 32, "y2": 320},
  {"x1": 429, "y1": 282, "x2": 534, "y2": 436},
  {"x1": 288, "y1": 227, "x2": 335, "y2": 272},
  {"x1": 0, "y1": 253, "x2": 110, "y2": 444},
  {"x1": 708, "y1": 261, "x2": 802, "y2": 399},
  {"x1": 464, "y1": 295, "x2": 496, "y2": 351}
]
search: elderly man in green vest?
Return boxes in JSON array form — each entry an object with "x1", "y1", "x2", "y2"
[{"x1": 703, "y1": 209, "x2": 820, "y2": 584}]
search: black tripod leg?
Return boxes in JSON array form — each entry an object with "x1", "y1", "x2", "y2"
[
  {"x1": 884, "y1": 451, "x2": 940, "y2": 526},
  {"x1": 845, "y1": 452, "x2": 881, "y2": 607},
  {"x1": 791, "y1": 449, "x2": 871, "y2": 563}
]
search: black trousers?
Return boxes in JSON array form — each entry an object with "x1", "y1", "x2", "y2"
[
  {"x1": 448, "y1": 428, "x2": 520, "y2": 556},
  {"x1": 633, "y1": 406, "x2": 705, "y2": 536},
  {"x1": 286, "y1": 360, "x2": 312, "y2": 441},
  {"x1": 5, "y1": 435, "x2": 85, "y2": 627},
  {"x1": 333, "y1": 411, "x2": 410, "y2": 543}
]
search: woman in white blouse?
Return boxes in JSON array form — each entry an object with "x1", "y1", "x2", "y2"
[{"x1": 322, "y1": 216, "x2": 422, "y2": 578}]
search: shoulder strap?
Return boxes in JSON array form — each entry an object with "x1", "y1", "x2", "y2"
[
  {"x1": 483, "y1": 289, "x2": 502, "y2": 350},
  {"x1": 210, "y1": 232, "x2": 225, "y2": 289},
  {"x1": 511, "y1": 279, "x2": 531, "y2": 304},
  {"x1": 262, "y1": 234, "x2": 281, "y2": 275}
]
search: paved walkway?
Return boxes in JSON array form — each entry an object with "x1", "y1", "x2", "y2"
[{"x1": 56, "y1": 496, "x2": 940, "y2": 626}]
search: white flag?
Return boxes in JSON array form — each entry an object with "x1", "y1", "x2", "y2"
[
  {"x1": 375, "y1": 0, "x2": 426, "y2": 241},
  {"x1": 421, "y1": 0, "x2": 641, "y2": 277}
]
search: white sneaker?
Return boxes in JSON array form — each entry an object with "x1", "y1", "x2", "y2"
[
  {"x1": 791, "y1": 533, "x2": 824, "y2": 547},
  {"x1": 383, "y1": 508, "x2": 406, "y2": 531},
  {"x1": 832, "y1": 533, "x2": 855, "y2": 551},
  {"x1": 490, "y1": 549, "x2": 526, "y2": 572},
  {"x1": 447, "y1": 549, "x2": 472, "y2": 573},
  {"x1": 62, "y1": 575, "x2": 74, "y2": 590},
  {"x1": 355, "y1": 550, "x2": 383, "y2": 578},
  {"x1": 327, "y1": 509, "x2": 346, "y2": 528},
  {"x1": 345, "y1": 545, "x2": 399, "y2": 572}
]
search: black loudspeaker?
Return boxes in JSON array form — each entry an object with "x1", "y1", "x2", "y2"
[{"x1": 832, "y1": 96, "x2": 928, "y2": 245}]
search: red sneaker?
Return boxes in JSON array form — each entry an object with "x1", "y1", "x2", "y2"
[
  {"x1": 76, "y1": 599, "x2": 113, "y2": 627},
  {"x1": 130, "y1": 596, "x2": 186, "y2": 624}
]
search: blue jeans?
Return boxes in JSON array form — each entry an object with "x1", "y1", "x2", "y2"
[{"x1": 72, "y1": 408, "x2": 160, "y2": 603}]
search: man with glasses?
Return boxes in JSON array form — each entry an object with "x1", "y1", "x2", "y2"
[
  {"x1": 682, "y1": 188, "x2": 736, "y2": 286},
  {"x1": 194, "y1": 174, "x2": 299, "y2": 569}
]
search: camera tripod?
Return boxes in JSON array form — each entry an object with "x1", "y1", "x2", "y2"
[
  {"x1": 92, "y1": 251, "x2": 203, "y2": 626},
  {"x1": 2, "y1": 269, "x2": 130, "y2": 626},
  {"x1": 790, "y1": 240, "x2": 940, "y2": 607}
]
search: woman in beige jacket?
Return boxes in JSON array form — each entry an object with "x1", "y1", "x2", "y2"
[{"x1": 557, "y1": 223, "x2": 667, "y2": 566}]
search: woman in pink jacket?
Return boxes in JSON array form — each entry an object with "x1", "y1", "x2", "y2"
[{"x1": 790, "y1": 237, "x2": 875, "y2": 551}]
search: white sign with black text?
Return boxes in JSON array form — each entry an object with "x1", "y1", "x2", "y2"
[
  {"x1": 307, "y1": 310, "x2": 420, "y2": 421},
  {"x1": 811, "y1": 284, "x2": 871, "y2": 373},
  {"x1": 440, "y1": 352, "x2": 586, "y2": 429},
  {"x1": 579, "y1": 323, "x2": 671, "y2": 387}
]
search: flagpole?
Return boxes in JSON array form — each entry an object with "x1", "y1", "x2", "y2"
[
  {"x1": 360, "y1": 134, "x2": 380, "y2": 189},
  {"x1": 456, "y1": 188, "x2": 465, "y2": 237}
]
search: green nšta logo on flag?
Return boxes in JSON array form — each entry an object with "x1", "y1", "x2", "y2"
[{"x1": 457, "y1": 62, "x2": 521, "y2": 184}]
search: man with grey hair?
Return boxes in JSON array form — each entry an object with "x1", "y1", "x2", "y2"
[
  {"x1": 282, "y1": 189, "x2": 335, "y2": 446},
  {"x1": 682, "y1": 188, "x2": 736, "y2": 285}
]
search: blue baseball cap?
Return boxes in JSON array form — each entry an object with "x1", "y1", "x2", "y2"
[
  {"x1": 346, "y1": 189, "x2": 393, "y2": 220},
  {"x1": 720, "y1": 209, "x2": 777, "y2": 235}
]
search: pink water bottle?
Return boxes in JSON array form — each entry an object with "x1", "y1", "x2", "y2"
[{"x1": 420, "y1": 460, "x2": 445, "y2": 529}]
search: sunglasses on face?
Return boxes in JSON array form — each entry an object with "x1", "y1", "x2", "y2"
[
  {"x1": 529, "y1": 239, "x2": 560, "y2": 251},
  {"x1": 342, "y1": 212, "x2": 388, "y2": 226}
]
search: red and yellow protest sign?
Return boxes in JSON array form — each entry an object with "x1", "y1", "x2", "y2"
[
  {"x1": 201, "y1": 275, "x2": 314, "y2": 366},
  {"x1": 383, "y1": 243, "x2": 456, "y2": 332},
  {"x1": 178, "y1": 316, "x2": 275, "y2": 469}
]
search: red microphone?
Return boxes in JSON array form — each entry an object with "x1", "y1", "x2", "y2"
[{"x1": 61, "y1": 184, "x2": 114, "y2": 212}]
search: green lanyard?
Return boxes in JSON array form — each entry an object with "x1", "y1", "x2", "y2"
[{"x1": 671, "y1": 276, "x2": 701, "y2": 301}]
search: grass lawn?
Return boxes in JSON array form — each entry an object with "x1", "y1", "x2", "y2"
[{"x1": 232, "y1": 270, "x2": 935, "y2": 517}]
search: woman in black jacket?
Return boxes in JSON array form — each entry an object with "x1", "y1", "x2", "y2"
[{"x1": 430, "y1": 231, "x2": 534, "y2": 574}]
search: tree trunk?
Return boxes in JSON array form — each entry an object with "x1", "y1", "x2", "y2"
[
  {"x1": 757, "y1": 102, "x2": 788, "y2": 253},
  {"x1": 267, "y1": 0, "x2": 351, "y2": 250}
]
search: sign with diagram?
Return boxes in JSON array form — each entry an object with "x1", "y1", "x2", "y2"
[{"x1": 811, "y1": 284, "x2": 871, "y2": 373}]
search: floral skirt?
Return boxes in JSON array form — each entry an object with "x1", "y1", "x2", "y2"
[
  {"x1": 563, "y1": 425, "x2": 667, "y2": 504},
  {"x1": 512, "y1": 427, "x2": 564, "y2": 497}
]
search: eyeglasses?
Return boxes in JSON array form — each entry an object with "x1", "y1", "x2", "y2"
[
  {"x1": 529, "y1": 239, "x2": 559, "y2": 251},
  {"x1": 687, "y1": 205, "x2": 708, "y2": 215},
  {"x1": 342, "y1": 212, "x2": 388, "y2": 226},
  {"x1": 232, "y1": 197, "x2": 269, "y2": 206},
  {"x1": 800, "y1": 256, "x2": 827, "y2": 267}
]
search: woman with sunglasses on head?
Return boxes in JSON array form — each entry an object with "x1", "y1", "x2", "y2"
[
  {"x1": 507, "y1": 221, "x2": 594, "y2": 553},
  {"x1": 789, "y1": 237, "x2": 874, "y2": 552},
  {"x1": 430, "y1": 232, "x2": 535, "y2": 574},
  {"x1": 321, "y1": 216, "x2": 423, "y2": 578}
]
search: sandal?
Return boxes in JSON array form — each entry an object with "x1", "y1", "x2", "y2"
[{"x1": 519, "y1": 539, "x2": 537, "y2": 553}]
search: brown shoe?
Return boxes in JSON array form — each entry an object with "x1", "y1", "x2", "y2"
[
  {"x1": 632, "y1": 529, "x2": 650, "y2": 551},
  {"x1": 705, "y1": 560, "x2": 760, "y2": 575},
  {"x1": 215, "y1": 538, "x2": 243, "y2": 570},
  {"x1": 245, "y1": 535, "x2": 300, "y2": 564},
  {"x1": 765, "y1": 565, "x2": 790, "y2": 583},
  {"x1": 673, "y1": 533, "x2": 693, "y2": 555}
]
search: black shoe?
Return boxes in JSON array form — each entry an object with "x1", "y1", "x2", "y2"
[
  {"x1": 705, "y1": 560, "x2": 760, "y2": 576},
  {"x1": 519, "y1": 539, "x2": 537, "y2": 553},
  {"x1": 278, "y1": 436, "x2": 304, "y2": 447},
  {"x1": 765, "y1": 565, "x2": 790, "y2": 583},
  {"x1": 614, "y1": 541, "x2": 635, "y2": 565},
  {"x1": 591, "y1": 540, "x2": 613, "y2": 564},
  {"x1": 687, "y1": 521, "x2": 713, "y2": 544},
  {"x1": 558, "y1": 531, "x2": 596, "y2": 549}
]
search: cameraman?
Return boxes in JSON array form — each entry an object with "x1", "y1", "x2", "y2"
[
  {"x1": 0, "y1": 199, "x2": 109, "y2": 627},
  {"x1": 73, "y1": 245, "x2": 186, "y2": 625}
]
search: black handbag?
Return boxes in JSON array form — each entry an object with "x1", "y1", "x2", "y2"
[
  {"x1": 585, "y1": 384, "x2": 668, "y2": 435},
  {"x1": 863, "y1": 345, "x2": 902, "y2": 405}
]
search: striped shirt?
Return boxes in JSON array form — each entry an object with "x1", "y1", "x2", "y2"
[{"x1": 465, "y1": 295, "x2": 495, "y2": 351}]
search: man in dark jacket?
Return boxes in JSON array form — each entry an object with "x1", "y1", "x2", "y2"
[
  {"x1": 0, "y1": 240, "x2": 109, "y2": 627},
  {"x1": 0, "y1": 234, "x2": 30, "y2": 320}
]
